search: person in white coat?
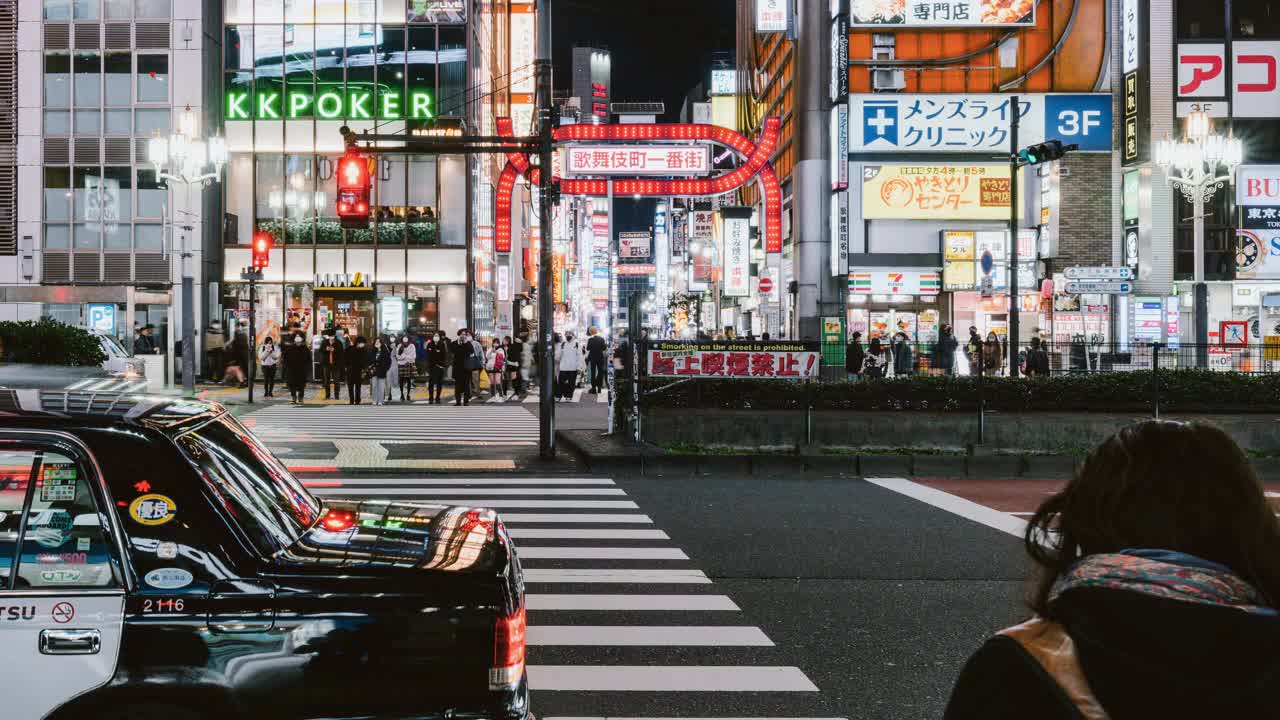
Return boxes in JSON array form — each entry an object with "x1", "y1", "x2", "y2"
[
  {"x1": 555, "y1": 331, "x2": 583, "y2": 401},
  {"x1": 394, "y1": 334, "x2": 417, "y2": 402}
]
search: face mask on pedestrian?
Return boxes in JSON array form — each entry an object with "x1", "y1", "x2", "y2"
[{"x1": 295, "y1": 335, "x2": 303, "y2": 343}]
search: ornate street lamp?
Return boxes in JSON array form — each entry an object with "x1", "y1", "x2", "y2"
[
  {"x1": 148, "y1": 105, "x2": 228, "y2": 394},
  {"x1": 1154, "y1": 110, "x2": 1243, "y2": 364}
]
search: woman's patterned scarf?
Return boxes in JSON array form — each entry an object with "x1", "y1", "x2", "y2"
[{"x1": 1051, "y1": 551, "x2": 1276, "y2": 616}]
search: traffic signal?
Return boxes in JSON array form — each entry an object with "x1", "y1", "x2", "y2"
[
  {"x1": 251, "y1": 231, "x2": 272, "y2": 270},
  {"x1": 1017, "y1": 140, "x2": 1079, "y2": 166},
  {"x1": 336, "y1": 149, "x2": 372, "y2": 229}
]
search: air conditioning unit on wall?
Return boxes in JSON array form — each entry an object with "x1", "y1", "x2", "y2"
[{"x1": 870, "y1": 46, "x2": 904, "y2": 91}]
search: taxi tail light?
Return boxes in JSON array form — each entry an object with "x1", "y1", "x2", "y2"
[
  {"x1": 489, "y1": 606, "x2": 526, "y2": 691},
  {"x1": 320, "y1": 508, "x2": 355, "y2": 532}
]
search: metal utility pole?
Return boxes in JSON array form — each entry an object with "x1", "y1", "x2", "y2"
[
  {"x1": 1008, "y1": 95, "x2": 1021, "y2": 378},
  {"x1": 793, "y1": 0, "x2": 833, "y2": 340},
  {"x1": 536, "y1": 0, "x2": 556, "y2": 459}
]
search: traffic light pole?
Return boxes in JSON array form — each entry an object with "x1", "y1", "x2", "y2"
[
  {"x1": 536, "y1": 0, "x2": 555, "y2": 460},
  {"x1": 1008, "y1": 94, "x2": 1021, "y2": 378},
  {"x1": 248, "y1": 272, "x2": 257, "y2": 404}
]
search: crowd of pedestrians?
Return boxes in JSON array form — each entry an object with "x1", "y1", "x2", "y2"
[
  {"x1": 202, "y1": 320, "x2": 611, "y2": 407},
  {"x1": 845, "y1": 324, "x2": 1053, "y2": 379}
]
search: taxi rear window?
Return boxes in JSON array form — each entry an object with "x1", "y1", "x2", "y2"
[{"x1": 176, "y1": 416, "x2": 319, "y2": 557}]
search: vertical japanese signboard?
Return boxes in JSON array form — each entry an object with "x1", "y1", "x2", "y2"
[
  {"x1": 831, "y1": 103, "x2": 848, "y2": 191},
  {"x1": 830, "y1": 188, "x2": 849, "y2": 277},
  {"x1": 1122, "y1": 0, "x2": 1149, "y2": 166},
  {"x1": 830, "y1": 14, "x2": 849, "y2": 105},
  {"x1": 722, "y1": 209, "x2": 751, "y2": 297},
  {"x1": 756, "y1": 0, "x2": 788, "y2": 33}
]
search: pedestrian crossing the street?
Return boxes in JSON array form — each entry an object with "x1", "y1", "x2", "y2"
[
  {"x1": 240, "y1": 403, "x2": 540, "y2": 444},
  {"x1": 299, "y1": 474, "x2": 842, "y2": 717}
]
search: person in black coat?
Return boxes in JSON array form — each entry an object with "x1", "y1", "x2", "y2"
[
  {"x1": 451, "y1": 329, "x2": 474, "y2": 406},
  {"x1": 845, "y1": 331, "x2": 865, "y2": 381},
  {"x1": 426, "y1": 330, "x2": 450, "y2": 404},
  {"x1": 933, "y1": 324, "x2": 959, "y2": 376},
  {"x1": 1024, "y1": 336, "x2": 1051, "y2": 377},
  {"x1": 281, "y1": 332, "x2": 311, "y2": 405},
  {"x1": 370, "y1": 337, "x2": 393, "y2": 406},
  {"x1": 945, "y1": 421, "x2": 1280, "y2": 720},
  {"x1": 317, "y1": 331, "x2": 344, "y2": 400},
  {"x1": 585, "y1": 328, "x2": 608, "y2": 394},
  {"x1": 343, "y1": 336, "x2": 370, "y2": 405}
]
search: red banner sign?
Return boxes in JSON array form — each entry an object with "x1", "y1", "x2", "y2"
[{"x1": 647, "y1": 341, "x2": 821, "y2": 379}]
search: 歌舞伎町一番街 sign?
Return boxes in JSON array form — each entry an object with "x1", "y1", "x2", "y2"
[{"x1": 648, "y1": 341, "x2": 821, "y2": 379}]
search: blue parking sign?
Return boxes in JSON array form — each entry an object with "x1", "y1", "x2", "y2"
[{"x1": 1044, "y1": 94, "x2": 1112, "y2": 152}]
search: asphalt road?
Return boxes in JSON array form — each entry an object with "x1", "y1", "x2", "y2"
[{"x1": 300, "y1": 468, "x2": 1031, "y2": 719}]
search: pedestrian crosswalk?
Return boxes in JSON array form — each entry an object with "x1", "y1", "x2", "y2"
[
  {"x1": 240, "y1": 403, "x2": 539, "y2": 444},
  {"x1": 299, "y1": 474, "x2": 841, "y2": 717},
  {"x1": 63, "y1": 377, "x2": 151, "y2": 393}
]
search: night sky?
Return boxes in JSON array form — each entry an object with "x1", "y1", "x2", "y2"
[{"x1": 552, "y1": 0, "x2": 737, "y2": 121}]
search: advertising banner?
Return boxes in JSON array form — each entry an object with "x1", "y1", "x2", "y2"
[
  {"x1": 862, "y1": 165, "x2": 1024, "y2": 220},
  {"x1": 619, "y1": 231, "x2": 651, "y2": 259},
  {"x1": 408, "y1": 0, "x2": 466, "y2": 23},
  {"x1": 648, "y1": 340, "x2": 821, "y2": 379},
  {"x1": 1238, "y1": 166, "x2": 1280, "y2": 229},
  {"x1": 851, "y1": 93, "x2": 1111, "y2": 153},
  {"x1": 831, "y1": 103, "x2": 848, "y2": 190},
  {"x1": 565, "y1": 146, "x2": 711, "y2": 176},
  {"x1": 723, "y1": 213, "x2": 751, "y2": 297},
  {"x1": 850, "y1": 0, "x2": 1035, "y2": 26}
]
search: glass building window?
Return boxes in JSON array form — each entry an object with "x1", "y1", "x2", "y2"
[
  {"x1": 345, "y1": 25, "x2": 376, "y2": 121},
  {"x1": 1177, "y1": 0, "x2": 1226, "y2": 38},
  {"x1": 135, "y1": 108, "x2": 170, "y2": 134},
  {"x1": 104, "y1": 223, "x2": 131, "y2": 250},
  {"x1": 136, "y1": 169, "x2": 167, "y2": 218},
  {"x1": 104, "y1": 167, "x2": 132, "y2": 224},
  {"x1": 44, "y1": 224, "x2": 71, "y2": 250},
  {"x1": 255, "y1": 0, "x2": 284, "y2": 23},
  {"x1": 317, "y1": 153, "x2": 342, "y2": 244},
  {"x1": 74, "y1": 0, "x2": 99, "y2": 20},
  {"x1": 44, "y1": 0, "x2": 72, "y2": 20},
  {"x1": 104, "y1": 53, "x2": 132, "y2": 106},
  {"x1": 45, "y1": 53, "x2": 71, "y2": 108},
  {"x1": 287, "y1": 0, "x2": 315, "y2": 23},
  {"x1": 105, "y1": 109, "x2": 131, "y2": 134},
  {"x1": 73, "y1": 52, "x2": 102, "y2": 107},
  {"x1": 44, "y1": 167, "x2": 72, "y2": 221},
  {"x1": 437, "y1": 27, "x2": 464, "y2": 117},
  {"x1": 283, "y1": 25, "x2": 315, "y2": 118},
  {"x1": 104, "y1": 0, "x2": 130, "y2": 18},
  {"x1": 74, "y1": 110, "x2": 101, "y2": 135},
  {"x1": 137, "y1": 55, "x2": 169, "y2": 103},
  {"x1": 135, "y1": 224, "x2": 164, "y2": 251},
  {"x1": 1236, "y1": 0, "x2": 1280, "y2": 36},
  {"x1": 44, "y1": 111, "x2": 71, "y2": 135},
  {"x1": 134, "y1": 0, "x2": 169, "y2": 17},
  {"x1": 74, "y1": 223, "x2": 100, "y2": 250}
]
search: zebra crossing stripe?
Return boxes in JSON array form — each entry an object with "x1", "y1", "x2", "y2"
[
  {"x1": 301, "y1": 483, "x2": 626, "y2": 495},
  {"x1": 525, "y1": 594, "x2": 739, "y2": 611},
  {"x1": 500, "y1": 513, "x2": 653, "y2": 524},
  {"x1": 303, "y1": 493, "x2": 639, "y2": 508},
  {"x1": 309, "y1": 477, "x2": 616, "y2": 486},
  {"x1": 527, "y1": 625, "x2": 773, "y2": 647},
  {"x1": 517, "y1": 546, "x2": 689, "y2": 560},
  {"x1": 526, "y1": 665, "x2": 819, "y2": 692},
  {"x1": 523, "y1": 568, "x2": 710, "y2": 584},
  {"x1": 508, "y1": 528, "x2": 668, "y2": 540}
]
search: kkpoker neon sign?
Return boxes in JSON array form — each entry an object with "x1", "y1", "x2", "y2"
[{"x1": 225, "y1": 88, "x2": 434, "y2": 120}]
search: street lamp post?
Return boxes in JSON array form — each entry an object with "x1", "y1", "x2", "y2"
[
  {"x1": 1155, "y1": 110, "x2": 1243, "y2": 366},
  {"x1": 147, "y1": 106, "x2": 227, "y2": 395}
]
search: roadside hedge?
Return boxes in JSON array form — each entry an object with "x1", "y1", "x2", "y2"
[
  {"x1": 623, "y1": 370, "x2": 1280, "y2": 414},
  {"x1": 0, "y1": 319, "x2": 107, "y2": 366}
]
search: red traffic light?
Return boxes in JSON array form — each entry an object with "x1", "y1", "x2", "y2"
[
  {"x1": 252, "y1": 231, "x2": 272, "y2": 269},
  {"x1": 336, "y1": 149, "x2": 372, "y2": 229}
]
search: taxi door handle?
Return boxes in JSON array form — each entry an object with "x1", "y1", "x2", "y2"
[{"x1": 40, "y1": 629, "x2": 101, "y2": 655}]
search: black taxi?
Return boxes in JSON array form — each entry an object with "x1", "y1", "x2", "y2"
[{"x1": 0, "y1": 390, "x2": 528, "y2": 720}]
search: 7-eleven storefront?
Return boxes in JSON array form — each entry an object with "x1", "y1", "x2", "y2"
[{"x1": 847, "y1": 269, "x2": 945, "y2": 346}]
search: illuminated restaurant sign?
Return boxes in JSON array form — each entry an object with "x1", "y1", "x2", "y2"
[
  {"x1": 862, "y1": 165, "x2": 1025, "y2": 221},
  {"x1": 225, "y1": 88, "x2": 435, "y2": 120}
]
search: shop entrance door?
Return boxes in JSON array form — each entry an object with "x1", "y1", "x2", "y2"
[{"x1": 316, "y1": 293, "x2": 376, "y2": 339}]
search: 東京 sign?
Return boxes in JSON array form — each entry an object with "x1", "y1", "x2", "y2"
[
  {"x1": 225, "y1": 88, "x2": 434, "y2": 120},
  {"x1": 564, "y1": 145, "x2": 711, "y2": 176},
  {"x1": 851, "y1": 94, "x2": 1112, "y2": 153}
]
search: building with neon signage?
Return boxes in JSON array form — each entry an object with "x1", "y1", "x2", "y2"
[{"x1": 219, "y1": 0, "x2": 534, "y2": 345}]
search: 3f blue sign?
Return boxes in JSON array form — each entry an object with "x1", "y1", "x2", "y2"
[{"x1": 1045, "y1": 95, "x2": 1111, "y2": 152}]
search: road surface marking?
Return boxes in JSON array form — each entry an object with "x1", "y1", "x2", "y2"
[
  {"x1": 524, "y1": 569, "x2": 710, "y2": 584},
  {"x1": 526, "y1": 594, "x2": 739, "y2": 611},
  {"x1": 309, "y1": 477, "x2": 616, "y2": 485},
  {"x1": 528, "y1": 626, "x2": 772, "y2": 647},
  {"x1": 509, "y1": 529, "x2": 669, "y2": 540},
  {"x1": 500, "y1": 513, "x2": 653, "y2": 524},
  {"x1": 303, "y1": 493, "x2": 638, "y2": 508},
  {"x1": 865, "y1": 477, "x2": 1027, "y2": 538},
  {"x1": 301, "y1": 484, "x2": 627, "y2": 495},
  {"x1": 527, "y1": 665, "x2": 818, "y2": 692},
  {"x1": 517, "y1": 546, "x2": 688, "y2": 560}
]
